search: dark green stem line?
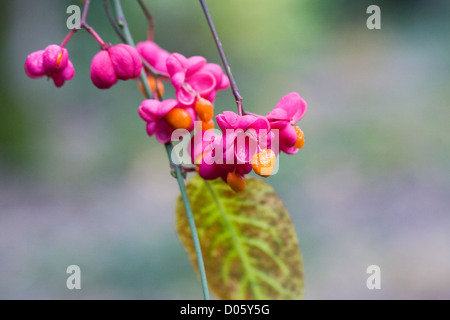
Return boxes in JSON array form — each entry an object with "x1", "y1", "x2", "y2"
[
  {"x1": 137, "y1": 0, "x2": 155, "y2": 41},
  {"x1": 104, "y1": 0, "x2": 126, "y2": 43},
  {"x1": 166, "y1": 144, "x2": 210, "y2": 300},
  {"x1": 198, "y1": 0, "x2": 243, "y2": 116},
  {"x1": 111, "y1": 0, "x2": 153, "y2": 98},
  {"x1": 111, "y1": 0, "x2": 210, "y2": 300}
]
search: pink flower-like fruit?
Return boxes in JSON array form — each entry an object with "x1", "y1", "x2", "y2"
[
  {"x1": 266, "y1": 92, "x2": 307, "y2": 154},
  {"x1": 190, "y1": 111, "x2": 271, "y2": 188},
  {"x1": 138, "y1": 99, "x2": 196, "y2": 144},
  {"x1": 166, "y1": 53, "x2": 230, "y2": 107},
  {"x1": 24, "y1": 44, "x2": 75, "y2": 87},
  {"x1": 189, "y1": 130, "x2": 227, "y2": 181},
  {"x1": 136, "y1": 41, "x2": 170, "y2": 76},
  {"x1": 216, "y1": 111, "x2": 271, "y2": 175},
  {"x1": 91, "y1": 44, "x2": 143, "y2": 89}
]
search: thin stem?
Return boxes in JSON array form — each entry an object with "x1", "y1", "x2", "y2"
[
  {"x1": 112, "y1": 0, "x2": 136, "y2": 47},
  {"x1": 109, "y1": 0, "x2": 166, "y2": 99},
  {"x1": 243, "y1": 110, "x2": 260, "y2": 117},
  {"x1": 141, "y1": 58, "x2": 169, "y2": 80},
  {"x1": 60, "y1": 29, "x2": 77, "y2": 48},
  {"x1": 81, "y1": 0, "x2": 91, "y2": 23},
  {"x1": 80, "y1": 0, "x2": 104, "y2": 45},
  {"x1": 135, "y1": 0, "x2": 166, "y2": 100},
  {"x1": 111, "y1": 0, "x2": 153, "y2": 98},
  {"x1": 165, "y1": 143, "x2": 210, "y2": 300},
  {"x1": 141, "y1": 60, "x2": 166, "y2": 100},
  {"x1": 83, "y1": 23, "x2": 106, "y2": 46},
  {"x1": 73, "y1": 0, "x2": 106, "y2": 46},
  {"x1": 137, "y1": 0, "x2": 155, "y2": 42},
  {"x1": 181, "y1": 166, "x2": 198, "y2": 173},
  {"x1": 104, "y1": 0, "x2": 127, "y2": 43},
  {"x1": 199, "y1": 0, "x2": 243, "y2": 116},
  {"x1": 110, "y1": 0, "x2": 210, "y2": 300}
]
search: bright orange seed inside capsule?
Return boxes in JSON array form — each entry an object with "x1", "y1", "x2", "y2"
[
  {"x1": 251, "y1": 149, "x2": 276, "y2": 178},
  {"x1": 195, "y1": 97, "x2": 214, "y2": 122},
  {"x1": 164, "y1": 108, "x2": 192, "y2": 130},
  {"x1": 226, "y1": 172, "x2": 246, "y2": 192},
  {"x1": 139, "y1": 76, "x2": 165, "y2": 98},
  {"x1": 294, "y1": 126, "x2": 305, "y2": 149},
  {"x1": 56, "y1": 51, "x2": 64, "y2": 67},
  {"x1": 201, "y1": 119, "x2": 215, "y2": 131}
]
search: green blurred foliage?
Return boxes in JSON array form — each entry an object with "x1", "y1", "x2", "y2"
[{"x1": 0, "y1": 2, "x2": 31, "y2": 167}]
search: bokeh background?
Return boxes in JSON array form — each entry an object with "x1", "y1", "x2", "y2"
[{"x1": 1, "y1": 0, "x2": 449, "y2": 299}]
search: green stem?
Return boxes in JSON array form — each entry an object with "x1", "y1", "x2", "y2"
[
  {"x1": 165, "y1": 143, "x2": 210, "y2": 300},
  {"x1": 111, "y1": 0, "x2": 210, "y2": 300},
  {"x1": 111, "y1": 0, "x2": 153, "y2": 98},
  {"x1": 137, "y1": 0, "x2": 155, "y2": 42},
  {"x1": 198, "y1": 0, "x2": 244, "y2": 116}
]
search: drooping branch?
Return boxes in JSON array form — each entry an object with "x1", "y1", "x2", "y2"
[
  {"x1": 62, "y1": 0, "x2": 106, "y2": 47},
  {"x1": 109, "y1": 0, "x2": 211, "y2": 301},
  {"x1": 78, "y1": 0, "x2": 107, "y2": 46},
  {"x1": 199, "y1": 0, "x2": 244, "y2": 116},
  {"x1": 104, "y1": 0, "x2": 127, "y2": 43},
  {"x1": 60, "y1": 29, "x2": 77, "y2": 48},
  {"x1": 137, "y1": 0, "x2": 155, "y2": 41}
]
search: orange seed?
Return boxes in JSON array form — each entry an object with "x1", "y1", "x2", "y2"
[
  {"x1": 195, "y1": 97, "x2": 214, "y2": 122},
  {"x1": 201, "y1": 119, "x2": 215, "y2": 131},
  {"x1": 251, "y1": 149, "x2": 276, "y2": 177},
  {"x1": 139, "y1": 76, "x2": 165, "y2": 98},
  {"x1": 56, "y1": 51, "x2": 64, "y2": 67},
  {"x1": 294, "y1": 126, "x2": 305, "y2": 149},
  {"x1": 164, "y1": 108, "x2": 192, "y2": 130},
  {"x1": 226, "y1": 172, "x2": 246, "y2": 192}
]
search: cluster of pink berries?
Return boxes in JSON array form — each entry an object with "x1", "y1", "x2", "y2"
[
  {"x1": 25, "y1": 20, "x2": 306, "y2": 192},
  {"x1": 188, "y1": 92, "x2": 306, "y2": 192}
]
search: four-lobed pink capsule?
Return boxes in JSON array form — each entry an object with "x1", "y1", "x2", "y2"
[{"x1": 24, "y1": 44, "x2": 75, "y2": 88}]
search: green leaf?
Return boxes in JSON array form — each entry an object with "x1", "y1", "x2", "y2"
[{"x1": 176, "y1": 175, "x2": 304, "y2": 300}]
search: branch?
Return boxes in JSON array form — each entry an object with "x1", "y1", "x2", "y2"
[
  {"x1": 60, "y1": 29, "x2": 77, "y2": 48},
  {"x1": 79, "y1": 0, "x2": 106, "y2": 46},
  {"x1": 104, "y1": 0, "x2": 127, "y2": 43},
  {"x1": 137, "y1": 0, "x2": 155, "y2": 41},
  {"x1": 110, "y1": 0, "x2": 211, "y2": 301},
  {"x1": 199, "y1": 0, "x2": 244, "y2": 116},
  {"x1": 164, "y1": 143, "x2": 210, "y2": 300},
  {"x1": 81, "y1": 0, "x2": 90, "y2": 23},
  {"x1": 141, "y1": 58, "x2": 169, "y2": 80}
]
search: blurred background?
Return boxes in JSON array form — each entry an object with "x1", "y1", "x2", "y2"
[{"x1": 1, "y1": 0, "x2": 449, "y2": 299}]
